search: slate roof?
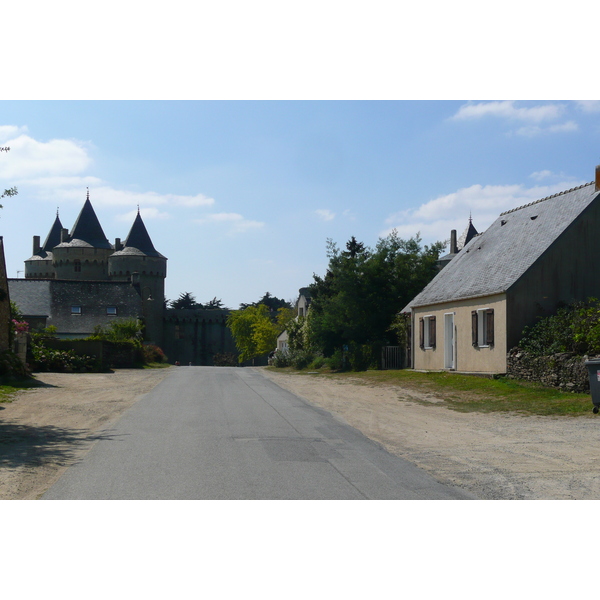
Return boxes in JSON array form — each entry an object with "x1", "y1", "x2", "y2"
[
  {"x1": 457, "y1": 218, "x2": 478, "y2": 250},
  {"x1": 111, "y1": 212, "x2": 165, "y2": 258},
  {"x1": 404, "y1": 182, "x2": 600, "y2": 310},
  {"x1": 58, "y1": 197, "x2": 112, "y2": 250},
  {"x1": 8, "y1": 279, "x2": 52, "y2": 316},
  {"x1": 43, "y1": 214, "x2": 64, "y2": 252},
  {"x1": 27, "y1": 214, "x2": 64, "y2": 261}
]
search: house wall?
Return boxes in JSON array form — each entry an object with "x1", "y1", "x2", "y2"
[
  {"x1": 412, "y1": 293, "x2": 507, "y2": 374},
  {"x1": 50, "y1": 281, "x2": 143, "y2": 338},
  {"x1": 507, "y1": 196, "x2": 600, "y2": 349}
]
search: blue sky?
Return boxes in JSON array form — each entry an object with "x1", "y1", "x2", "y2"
[{"x1": 2, "y1": 100, "x2": 600, "y2": 309}]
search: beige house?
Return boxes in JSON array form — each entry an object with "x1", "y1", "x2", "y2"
[
  {"x1": 403, "y1": 168, "x2": 600, "y2": 374},
  {"x1": 276, "y1": 287, "x2": 312, "y2": 352}
]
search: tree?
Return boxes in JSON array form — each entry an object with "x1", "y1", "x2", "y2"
[
  {"x1": 1, "y1": 146, "x2": 18, "y2": 208},
  {"x1": 307, "y1": 231, "x2": 444, "y2": 359},
  {"x1": 227, "y1": 304, "x2": 295, "y2": 363},
  {"x1": 169, "y1": 292, "x2": 199, "y2": 309},
  {"x1": 239, "y1": 292, "x2": 291, "y2": 314},
  {"x1": 204, "y1": 297, "x2": 226, "y2": 309},
  {"x1": 168, "y1": 293, "x2": 228, "y2": 310}
]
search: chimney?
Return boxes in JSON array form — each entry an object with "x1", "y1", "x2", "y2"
[
  {"x1": 61, "y1": 228, "x2": 69, "y2": 243},
  {"x1": 596, "y1": 165, "x2": 600, "y2": 191},
  {"x1": 115, "y1": 238, "x2": 122, "y2": 251},
  {"x1": 450, "y1": 229, "x2": 458, "y2": 254},
  {"x1": 33, "y1": 235, "x2": 41, "y2": 255}
]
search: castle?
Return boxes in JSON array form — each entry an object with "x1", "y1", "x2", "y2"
[{"x1": 8, "y1": 192, "x2": 237, "y2": 364}]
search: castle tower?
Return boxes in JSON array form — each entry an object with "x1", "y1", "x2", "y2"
[
  {"x1": 108, "y1": 210, "x2": 167, "y2": 345},
  {"x1": 52, "y1": 192, "x2": 113, "y2": 280},
  {"x1": 24, "y1": 211, "x2": 63, "y2": 279}
]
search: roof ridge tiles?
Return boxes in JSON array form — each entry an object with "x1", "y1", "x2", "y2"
[{"x1": 500, "y1": 181, "x2": 594, "y2": 216}]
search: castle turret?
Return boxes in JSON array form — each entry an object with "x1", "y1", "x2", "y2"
[
  {"x1": 52, "y1": 192, "x2": 113, "y2": 280},
  {"x1": 25, "y1": 212, "x2": 63, "y2": 279},
  {"x1": 108, "y1": 210, "x2": 167, "y2": 345}
]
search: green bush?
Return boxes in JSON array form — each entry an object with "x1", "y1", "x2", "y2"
[
  {"x1": 0, "y1": 350, "x2": 29, "y2": 380},
  {"x1": 347, "y1": 343, "x2": 375, "y2": 371},
  {"x1": 89, "y1": 319, "x2": 143, "y2": 346},
  {"x1": 520, "y1": 298, "x2": 600, "y2": 356},
  {"x1": 271, "y1": 349, "x2": 317, "y2": 369},
  {"x1": 325, "y1": 349, "x2": 346, "y2": 371},
  {"x1": 308, "y1": 356, "x2": 326, "y2": 369}
]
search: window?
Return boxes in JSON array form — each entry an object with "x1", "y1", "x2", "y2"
[
  {"x1": 472, "y1": 308, "x2": 494, "y2": 347},
  {"x1": 419, "y1": 315, "x2": 436, "y2": 349},
  {"x1": 106, "y1": 306, "x2": 118, "y2": 316},
  {"x1": 74, "y1": 259, "x2": 81, "y2": 272},
  {"x1": 71, "y1": 305, "x2": 82, "y2": 315}
]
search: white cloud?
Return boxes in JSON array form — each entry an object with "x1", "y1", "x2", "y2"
[
  {"x1": 89, "y1": 187, "x2": 214, "y2": 209},
  {"x1": 0, "y1": 125, "x2": 28, "y2": 143},
  {"x1": 195, "y1": 212, "x2": 265, "y2": 234},
  {"x1": 382, "y1": 179, "x2": 586, "y2": 247},
  {"x1": 529, "y1": 170, "x2": 553, "y2": 181},
  {"x1": 316, "y1": 209, "x2": 335, "y2": 221},
  {"x1": 576, "y1": 101, "x2": 600, "y2": 113},
  {"x1": 0, "y1": 127, "x2": 216, "y2": 217},
  {"x1": 452, "y1": 101, "x2": 564, "y2": 123},
  {"x1": 0, "y1": 134, "x2": 92, "y2": 179},
  {"x1": 516, "y1": 120, "x2": 578, "y2": 137},
  {"x1": 21, "y1": 178, "x2": 214, "y2": 215}
]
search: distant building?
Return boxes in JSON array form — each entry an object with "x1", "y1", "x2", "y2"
[{"x1": 9, "y1": 192, "x2": 236, "y2": 364}]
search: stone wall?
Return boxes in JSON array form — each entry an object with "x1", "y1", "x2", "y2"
[{"x1": 506, "y1": 347, "x2": 595, "y2": 393}]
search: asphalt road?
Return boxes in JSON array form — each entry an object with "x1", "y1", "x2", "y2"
[{"x1": 42, "y1": 367, "x2": 475, "y2": 500}]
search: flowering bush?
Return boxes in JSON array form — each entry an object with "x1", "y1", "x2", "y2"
[
  {"x1": 11, "y1": 320, "x2": 29, "y2": 334},
  {"x1": 142, "y1": 344, "x2": 168, "y2": 364},
  {"x1": 30, "y1": 343, "x2": 99, "y2": 372}
]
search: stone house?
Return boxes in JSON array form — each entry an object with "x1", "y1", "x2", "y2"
[{"x1": 403, "y1": 166, "x2": 600, "y2": 374}]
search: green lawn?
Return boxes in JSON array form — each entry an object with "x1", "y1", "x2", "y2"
[
  {"x1": 267, "y1": 367, "x2": 595, "y2": 417},
  {"x1": 0, "y1": 379, "x2": 41, "y2": 404}
]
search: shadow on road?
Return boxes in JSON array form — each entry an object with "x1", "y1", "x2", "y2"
[{"x1": 0, "y1": 422, "x2": 122, "y2": 468}]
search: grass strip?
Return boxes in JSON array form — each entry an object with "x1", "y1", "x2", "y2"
[{"x1": 267, "y1": 367, "x2": 594, "y2": 417}]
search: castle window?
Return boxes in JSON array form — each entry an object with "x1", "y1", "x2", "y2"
[
  {"x1": 74, "y1": 259, "x2": 81, "y2": 272},
  {"x1": 107, "y1": 306, "x2": 118, "y2": 316},
  {"x1": 71, "y1": 305, "x2": 82, "y2": 315}
]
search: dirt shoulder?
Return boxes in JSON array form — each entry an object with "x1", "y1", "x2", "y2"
[
  {"x1": 261, "y1": 368, "x2": 600, "y2": 499},
  {"x1": 0, "y1": 368, "x2": 172, "y2": 500}
]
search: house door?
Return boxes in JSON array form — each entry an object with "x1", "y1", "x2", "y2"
[{"x1": 444, "y1": 313, "x2": 455, "y2": 370}]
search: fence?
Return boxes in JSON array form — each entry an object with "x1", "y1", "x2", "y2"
[{"x1": 381, "y1": 346, "x2": 404, "y2": 370}]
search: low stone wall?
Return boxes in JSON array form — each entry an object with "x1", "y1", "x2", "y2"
[{"x1": 506, "y1": 347, "x2": 596, "y2": 393}]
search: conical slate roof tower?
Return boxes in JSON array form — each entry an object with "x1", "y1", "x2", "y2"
[
  {"x1": 118, "y1": 210, "x2": 165, "y2": 258},
  {"x1": 52, "y1": 191, "x2": 115, "y2": 279},
  {"x1": 42, "y1": 213, "x2": 64, "y2": 253},
  {"x1": 24, "y1": 211, "x2": 64, "y2": 278},
  {"x1": 67, "y1": 193, "x2": 112, "y2": 249}
]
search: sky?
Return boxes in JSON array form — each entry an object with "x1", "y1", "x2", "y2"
[
  {"x1": 4, "y1": 1, "x2": 598, "y2": 593},
  {"x1": 1, "y1": 100, "x2": 600, "y2": 309}
]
